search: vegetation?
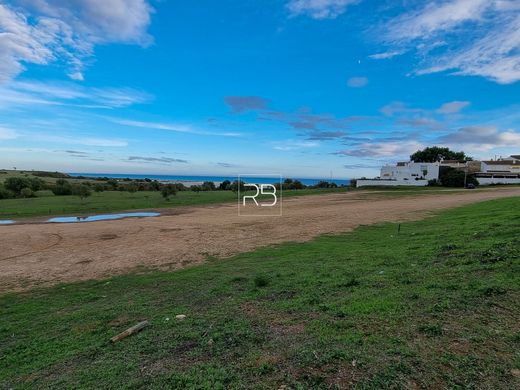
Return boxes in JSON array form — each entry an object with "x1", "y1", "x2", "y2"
[
  {"x1": 0, "y1": 188, "x2": 344, "y2": 219},
  {"x1": 1, "y1": 197, "x2": 519, "y2": 388},
  {"x1": 0, "y1": 170, "x2": 345, "y2": 201},
  {"x1": 410, "y1": 146, "x2": 471, "y2": 163},
  {"x1": 439, "y1": 167, "x2": 479, "y2": 188},
  {"x1": 161, "y1": 184, "x2": 178, "y2": 200}
]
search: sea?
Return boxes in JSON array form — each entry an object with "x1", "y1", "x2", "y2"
[{"x1": 69, "y1": 173, "x2": 351, "y2": 186}]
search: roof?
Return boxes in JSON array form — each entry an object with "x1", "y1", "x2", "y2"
[
  {"x1": 511, "y1": 155, "x2": 520, "y2": 159},
  {"x1": 482, "y1": 160, "x2": 520, "y2": 166}
]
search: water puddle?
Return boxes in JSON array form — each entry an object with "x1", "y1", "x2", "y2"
[
  {"x1": 0, "y1": 220, "x2": 15, "y2": 225},
  {"x1": 47, "y1": 212, "x2": 160, "y2": 223}
]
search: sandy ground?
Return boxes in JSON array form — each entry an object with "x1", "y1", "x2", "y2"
[{"x1": 1, "y1": 188, "x2": 519, "y2": 293}]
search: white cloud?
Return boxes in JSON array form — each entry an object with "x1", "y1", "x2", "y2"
[
  {"x1": 438, "y1": 125, "x2": 520, "y2": 149},
  {"x1": 112, "y1": 118, "x2": 243, "y2": 137},
  {"x1": 347, "y1": 76, "x2": 368, "y2": 87},
  {"x1": 31, "y1": 133, "x2": 128, "y2": 147},
  {"x1": 286, "y1": 0, "x2": 359, "y2": 19},
  {"x1": 436, "y1": 101, "x2": 470, "y2": 114},
  {"x1": 386, "y1": 0, "x2": 489, "y2": 41},
  {"x1": 380, "y1": 101, "x2": 424, "y2": 117},
  {"x1": 273, "y1": 139, "x2": 319, "y2": 151},
  {"x1": 380, "y1": 0, "x2": 520, "y2": 84},
  {"x1": 335, "y1": 141, "x2": 424, "y2": 158},
  {"x1": 0, "y1": 1, "x2": 153, "y2": 82},
  {"x1": 368, "y1": 50, "x2": 404, "y2": 60},
  {"x1": 0, "y1": 126, "x2": 19, "y2": 140},
  {"x1": 0, "y1": 80, "x2": 151, "y2": 109}
]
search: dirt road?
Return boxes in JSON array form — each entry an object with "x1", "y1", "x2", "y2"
[{"x1": 1, "y1": 188, "x2": 519, "y2": 292}]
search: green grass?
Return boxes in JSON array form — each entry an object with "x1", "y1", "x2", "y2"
[
  {"x1": 1, "y1": 197, "x2": 519, "y2": 388},
  {"x1": 0, "y1": 188, "x2": 343, "y2": 219}
]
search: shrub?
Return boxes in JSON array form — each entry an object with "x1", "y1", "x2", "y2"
[
  {"x1": 161, "y1": 184, "x2": 178, "y2": 200},
  {"x1": 0, "y1": 184, "x2": 13, "y2": 199},
  {"x1": 219, "y1": 180, "x2": 231, "y2": 190},
  {"x1": 230, "y1": 180, "x2": 245, "y2": 193},
  {"x1": 72, "y1": 184, "x2": 92, "y2": 201},
  {"x1": 53, "y1": 179, "x2": 73, "y2": 195},
  {"x1": 5, "y1": 177, "x2": 45, "y2": 194},
  {"x1": 202, "y1": 181, "x2": 216, "y2": 191},
  {"x1": 20, "y1": 187, "x2": 34, "y2": 198},
  {"x1": 440, "y1": 168, "x2": 478, "y2": 187}
]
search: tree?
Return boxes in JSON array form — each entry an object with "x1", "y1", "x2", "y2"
[
  {"x1": 410, "y1": 146, "x2": 471, "y2": 163},
  {"x1": 72, "y1": 184, "x2": 92, "y2": 201},
  {"x1": 315, "y1": 180, "x2": 331, "y2": 189},
  {"x1": 5, "y1": 177, "x2": 44, "y2": 194},
  {"x1": 219, "y1": 180, "x2": 231, "y2": 190},
  {"x1": 93, "y1": 183, "x2": 105, "y2": 192},
  {"x1": 440, "y1": 167, "x2": 478, "y2": 188},
  {"x1": 191, "y1": 185, "x2": 202, "y2": 194},
  {"x1": 201, "y1": 181, "x2": 216, "y2": 191},
  {"x1": 53, "y1": 179, "x2": 73, "y2": 195},
  {"x1": 161, "y1": 184, "x2": 177, "y2": 200},
  {"x1": 0, "y1": 184, "x2": 13, "y2": 199},
  {"x1": 230, "y1": 180, "x2": 245, "y2": 193}
]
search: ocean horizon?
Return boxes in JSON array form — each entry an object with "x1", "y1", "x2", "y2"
[{"x1": 69, "y1": 173, "x2": 351, "y2": 186}]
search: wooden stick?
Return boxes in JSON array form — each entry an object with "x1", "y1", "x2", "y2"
[{"x1": 110, "y1": 320, "x2": 149, "y2": 343}]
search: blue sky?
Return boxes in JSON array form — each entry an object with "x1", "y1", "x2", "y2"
[{"x1": 1, "y1": 0, "x2": 520, "y2": 179}]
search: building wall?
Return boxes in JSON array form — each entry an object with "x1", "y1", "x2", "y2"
[
  {"x1": 380, "y1": 163, "x2": 439, "y2": 181},
  {"x1": 477, "y1": 177, "x2": 520, "y2": 185},
  {"x1": 356, "y1": 179, "x2": 429, "y2": 188}
]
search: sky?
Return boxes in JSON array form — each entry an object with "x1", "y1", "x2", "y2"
[{"x1": 1, "y1": 0, "x2": 520, "y2": 179}]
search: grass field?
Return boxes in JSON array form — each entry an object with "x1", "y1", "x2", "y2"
[
  {"x1": 0, "y1": 188, "x2": 343, "y2": 219},
  {"x1": 1, "y1": 197, "x2": 519, "y2": 388}
]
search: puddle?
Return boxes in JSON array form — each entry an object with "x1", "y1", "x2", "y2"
[
  {"x1": 47, "y1": 212, "x2": 160, "y2": 223},
  {"x1": 0, "y1": 220, "x2": 15, "y2": 225}
]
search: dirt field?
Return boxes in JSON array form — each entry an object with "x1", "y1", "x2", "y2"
[{"x1": 1, "y1": 188, "x2": 520, "y2": 293}]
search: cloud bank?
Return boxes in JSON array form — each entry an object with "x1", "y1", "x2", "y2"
[{"x1": 0, "y1": 1, "x2": 153, "y2": 82}]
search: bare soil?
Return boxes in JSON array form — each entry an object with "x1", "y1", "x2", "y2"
[{"x1": 1, "y1": 188, "x2": 519, "y2": 293}]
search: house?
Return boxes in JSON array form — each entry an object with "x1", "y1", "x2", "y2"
[
  {"x1": 476, "y1": 156, "x2": 520, "y2": 185},
  {"x1": 356, "y1": 155, "x2": 520, "y2": 188},
  {"x1": 356, "y1": 162, "x2": 439, "y2": 187}
]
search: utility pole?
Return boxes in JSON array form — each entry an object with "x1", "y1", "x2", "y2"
[{"x1": 464, "y1": 162, "x2": 468, "y2": 188}]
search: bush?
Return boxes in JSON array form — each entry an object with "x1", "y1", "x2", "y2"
[
  {"x1": 283, "y1": 178, "x2": 306, "y2": 190},
  {"x1": 219, "y1": 180, "x2": 231, "y2": 190},
  {"x1": 0, "y1": 184, "x2": 14, "y2": 199},
  {"x1": 440, "y1": 168, "x2": 478, "y2": 188},
  {"x1": 72, "y1": 184, "x2": 92, "y2": 200},
  {"x1": 53, "y1": 179, "x2": 73, "y2": 195},
  {"x1": 5, "y1": 177, "x2": 45, "y2": 194},
  {"x1": 34, "y1": 190, "x2": 55, "y2": 197},
  {"x1": 201, "y1": 181, "x2": 216, "y2": 191},
  {"x1": 20, "y1": 187, "x2": 34, "y2": 198},
  {"x1": 230, "y1": 180, "x2": 245, "y2": 193},
  {"x1": 161, "y1": 184, "x2": 178, "y2": 200}
]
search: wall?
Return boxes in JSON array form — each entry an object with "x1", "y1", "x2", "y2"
[
  {"x1": 477, "y1": 177, "x2": 520, "y2": 185},
  {"x1": 356, "y1": 179, "x2": 429, "y2": 188},
  {"x1": 380, "y1": 163, "x2": 439, "y2": 181}
]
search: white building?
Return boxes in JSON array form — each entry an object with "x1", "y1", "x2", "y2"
[
  {"x1": 476, "y1": 156, "x2": 520, "y2": 185},
  {"x1": 356, "y1": 162, "x2": 439, "y2": 188}
]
